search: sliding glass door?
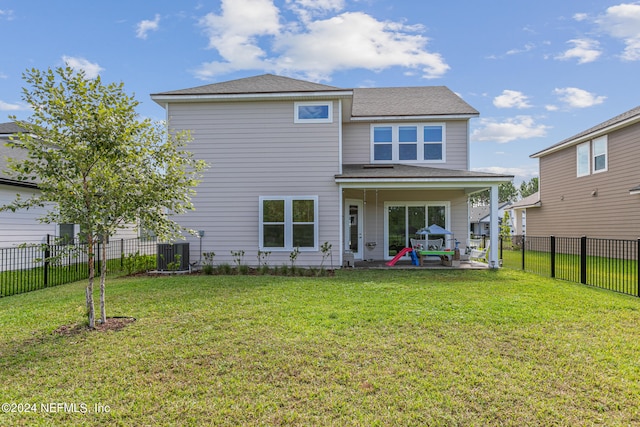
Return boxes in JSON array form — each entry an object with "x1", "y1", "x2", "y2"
[{"x1": 385, "y1": 202, "x2": 448, "y2": 259}]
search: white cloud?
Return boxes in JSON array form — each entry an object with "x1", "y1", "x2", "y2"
[
  {"x1": 493, "y1": 90, "x2": 532, "y2": 109},
  {"x1": 195, "y1": 0, "x2": 449, "y2": 81},
  {"x1": 596, "y1": 3, "x2": 640, "y2": 60},
  {"x1": 555, "y1": 38, "x2": 601, "y2": 64},
  {"x1": 553, "y1": 87, "x2": 606, "y2": 108},
  {"x1": 506, "y1": 43, "x2": 535, "y2": 56},
  {"x1": 471, "y1": 116, "x2": 550, "y2": 144},
  {"x1": 136, "y1": 14, "x2": 161, "y2": 40},
  {"x1": 0, "y1": 9, "x2": 14, "y2": 20},
  {"x1": 62, "y1": 56, "x2": 104, "y2": 79},
  {"x1": 0, "y1": 100, "x2": 27, "y2": 111},
  {"x1": 573, "y1": 13, "x2": 589, "y2": 22},
  {"x1": 545, "y1": 104, "x2": 559, "y2": 111}
]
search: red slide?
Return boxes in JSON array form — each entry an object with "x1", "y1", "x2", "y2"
[{"x1": 385, "y1": 247, "x2": 413, "y2": 266}]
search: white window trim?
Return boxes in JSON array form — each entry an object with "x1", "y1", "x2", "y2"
[
  {"x1": 577, "y1": 136, "x2": 608, "y2": 177},
  {"x1": 576, "y1": 141, "x2": 590, "y2": 177},
  {"x1": 294, "y1": 102, "x2": 333, "y2": 124},
  {"x1": 259, "y1": 196, "x2": 319, "y2": 251},
  {"x1": 370, "y1": 123, "x2": 446, "y2": 164},
  {"x1": 592, "y1": 135, "x2": 608, "y2": 174},
  {"x1": 383, "y1": 201, "x2": 451, "y2": 260}
]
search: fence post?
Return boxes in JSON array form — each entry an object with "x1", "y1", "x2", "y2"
[
  {"x1": 120, "y1": 239, "x2": 125, "y2": 268},
  {"x1": 550, "y1": 235, "x2": 556, "y2": 278},
  {"x1": 580, "y1": 236, "x2": 587, "y2": 285},
  {"x1": 44, "y1": 234, "x2": 51, "y2": 287},
  {"x1": 637, "y1": 239, "x2": 640, "y2": 298},
  {"x1": 521, "y1": 235, "x2": 526, "y2": 271}
]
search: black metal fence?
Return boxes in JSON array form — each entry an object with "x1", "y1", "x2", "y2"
[
  {"x1": 500, "y1": 235, "x2": 640, "y2": 297},
  {"x1": 0, "y1": 236, "x2": 157, "y2": 297}
]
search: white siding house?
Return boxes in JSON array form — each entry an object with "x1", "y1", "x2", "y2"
[{"x1": 151, "y1": 74, "x2": 513, "y2": 267}]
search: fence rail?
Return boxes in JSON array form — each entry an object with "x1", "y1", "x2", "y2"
[
  {"x1": 0, "y1": 236, "x2": 157, "y2": 297},
  {"x1": 500, "y1": 235, "x2": 639, "y2": 298}
]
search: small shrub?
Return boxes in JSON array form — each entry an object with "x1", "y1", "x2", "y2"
[
  {"x1": 231, "y1": 250, "x2": 245, "y2": 268},
  {"x1": 217, "y1": 263, "x2": 233, "y2": 275},
  {"x1": 289, "y1": 247, "x2": 299, "y2": 269},
  {"x1": 258, "y1": 265, "x2": 271, "y2": 275},
  {"x1": 238, "y1": 265, "x2": 250, "y2": 275},
  {"x1": 123, "y1": 252, "x2": 155, "y2": 275},
  {"x1": 202, "y1": 252, "x2": 215, "y2": 275}
]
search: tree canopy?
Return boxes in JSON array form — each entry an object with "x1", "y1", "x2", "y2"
[{"x1": 3, "y1": 66, "x2": 207, "y2": 327}]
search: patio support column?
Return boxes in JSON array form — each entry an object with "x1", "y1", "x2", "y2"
[{"x1": 489, "y1": 184, "x2": 499, "y2": 268}]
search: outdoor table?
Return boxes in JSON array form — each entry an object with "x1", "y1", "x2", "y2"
[{"x1": 417, "y1": 250, "x2": 455, "y2": 266}]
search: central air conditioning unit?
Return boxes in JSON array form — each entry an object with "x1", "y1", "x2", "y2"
[{"x1": 156, "y1": 243, "x2": 190, "y2": 271}]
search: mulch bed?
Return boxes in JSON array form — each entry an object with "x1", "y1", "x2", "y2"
[{"x1": 53, "y1": 317, "x2": 136, "y2": 336}]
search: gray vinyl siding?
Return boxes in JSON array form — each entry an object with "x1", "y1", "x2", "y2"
[
  {"x1": 527, "y1": 122, "x2": 640, "y2": 239},
  {"x1": 167, "y1": 100, "x2": 342, "y2": 266},
  {"x1": 342, "y1": 120, "x2": 468, "y2": 169}
]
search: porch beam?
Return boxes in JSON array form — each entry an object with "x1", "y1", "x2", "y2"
[{"x1": 489, "y1": 184, "x2": 499, "y2": 268}]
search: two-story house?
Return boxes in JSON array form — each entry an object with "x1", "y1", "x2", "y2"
[
  {"x1": 528, "y1": 105, "x2": 640, "y2": 238},
  {"x1": 151, "y1": 74, "x2": 512, "y2": 267}
]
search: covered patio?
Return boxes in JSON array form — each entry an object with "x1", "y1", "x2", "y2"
[{"x1": 336, "y1": 164, "x2": 513, "y2": 268}]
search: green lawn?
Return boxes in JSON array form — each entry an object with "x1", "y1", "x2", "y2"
[
  {"x1": 1, "y1": 270, "x2": 640, "y2": 426},
  {"x1": 502, "y1": 249, "x2": 639, "y2": 296}
]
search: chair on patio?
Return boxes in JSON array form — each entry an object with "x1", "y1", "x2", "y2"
[{"x1": 469, "y1": 244, "x2": 489, "y2": 262}]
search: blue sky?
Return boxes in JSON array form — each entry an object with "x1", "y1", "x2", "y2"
[{"x1": 1, "y1": 1, "x2": 639, "y2": 184}]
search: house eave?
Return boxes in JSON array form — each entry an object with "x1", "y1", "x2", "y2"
[
  {"x1": 349, "y1": 113, "x2": 478, "y2": 122},
  {"x1": 531, "y1": 114, "x2": 640, "y2": 158},
  {"x1": 0, "y1": 178, "x2": 38, "y2": 189},
  {"x1": 151, "y1": 90, "x2": 354, "y2": 106},
  {"x1": 336, "y1": 176, "x2": 512, "y2": 189}
]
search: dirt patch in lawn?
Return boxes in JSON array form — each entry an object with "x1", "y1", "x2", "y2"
[{"x1": 53, "y1": 317, "x2": 136, "y2": 336}]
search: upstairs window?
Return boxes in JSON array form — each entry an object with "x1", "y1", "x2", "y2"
[
  {"x1": 592, "y1": 136, "x2": 607, "y2": 173},
  {"x1": 576, "y1": 142, "x2": 590, "y2": 177},
  {"x1": 371, "y1": 123, "x2": 445, "y2": 163},
  {"x1": 294, "y1": 102, "x2": 332, "y2": 123},
  {"x1": 576, "y1": 136, "x2": 607, "y2": 177}
]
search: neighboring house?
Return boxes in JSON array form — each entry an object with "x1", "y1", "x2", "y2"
[
  {"x1": 0, "y1": 122, "x2": 56, "y2": 247},
  {"x1": 0, "y1": 122, "x2": 138, "y2": 247},
  {"x1": 528, "y1": 105, "x2": 640, "y2": 238},
  {"x1": 151, "y1": 74, "x2": 513, "y2": 267},
  {"x1": 469, "y1": 202, "x2": 512, "y2": 237},
  {"x1": 508, "y1": 191, "x2": 540, "y2": 236}
]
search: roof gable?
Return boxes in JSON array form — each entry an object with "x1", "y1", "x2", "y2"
[
  {"x1": 351, "y1": 86, "x2": 479, "y2": 118},
  {"x1": 153, "y1": 74, "x2": 341, "y2": 96},
  {"x1": 531, "y1": 105, "x2": 640, "y2": 158}
]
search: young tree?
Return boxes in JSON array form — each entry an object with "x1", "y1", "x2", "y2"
[
  {"x1": 2, "y1": 67, "x2": 207, "y2": 328},
  {"x1": 519, "y1": 177, "x2": 539, "y2": 198},
  {"x1": 469, "y1": 182, "x2": 518, "y2": 206}
]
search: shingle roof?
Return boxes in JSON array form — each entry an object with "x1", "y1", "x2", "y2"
[
  {"x1": 0, "y1": 122, "x2": 25, "y2": 135},
  {"x1": 152, "y1": 75, "x2": 479, "y2": 119},
  {"x1": 351, "y1": 86, "x2": 479, "y2": 118},
  {"x1": 153, "y1": 74, "x2": 341, "y2": 96},
  {"x1": 531, "y1": 106, "x2": 640, "y2": 158},
  {"x1": 336, "y1": 164, "x2": 512, "y2": 180},
  {"x1": 509, "y1": 192, "x2": 540, "y2": 209}
]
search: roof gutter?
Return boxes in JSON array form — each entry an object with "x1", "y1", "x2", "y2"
[
  {"x1": 531, "y1": 114, "x2": 640, "y2": 158},
  {"x1": 151, "y1": 90, "x2": 354, "y2": 106},
  {"x1": 349, "y1": 113, "x2": 478, "y2": 121}
]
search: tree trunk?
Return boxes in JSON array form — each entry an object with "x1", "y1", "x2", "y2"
[
  {"x1": 86, "y1": 237, "x2": 95, "y2": 329},
  {"x1": 100, "y1": 234, "x2": 108, "y2": 324}
]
